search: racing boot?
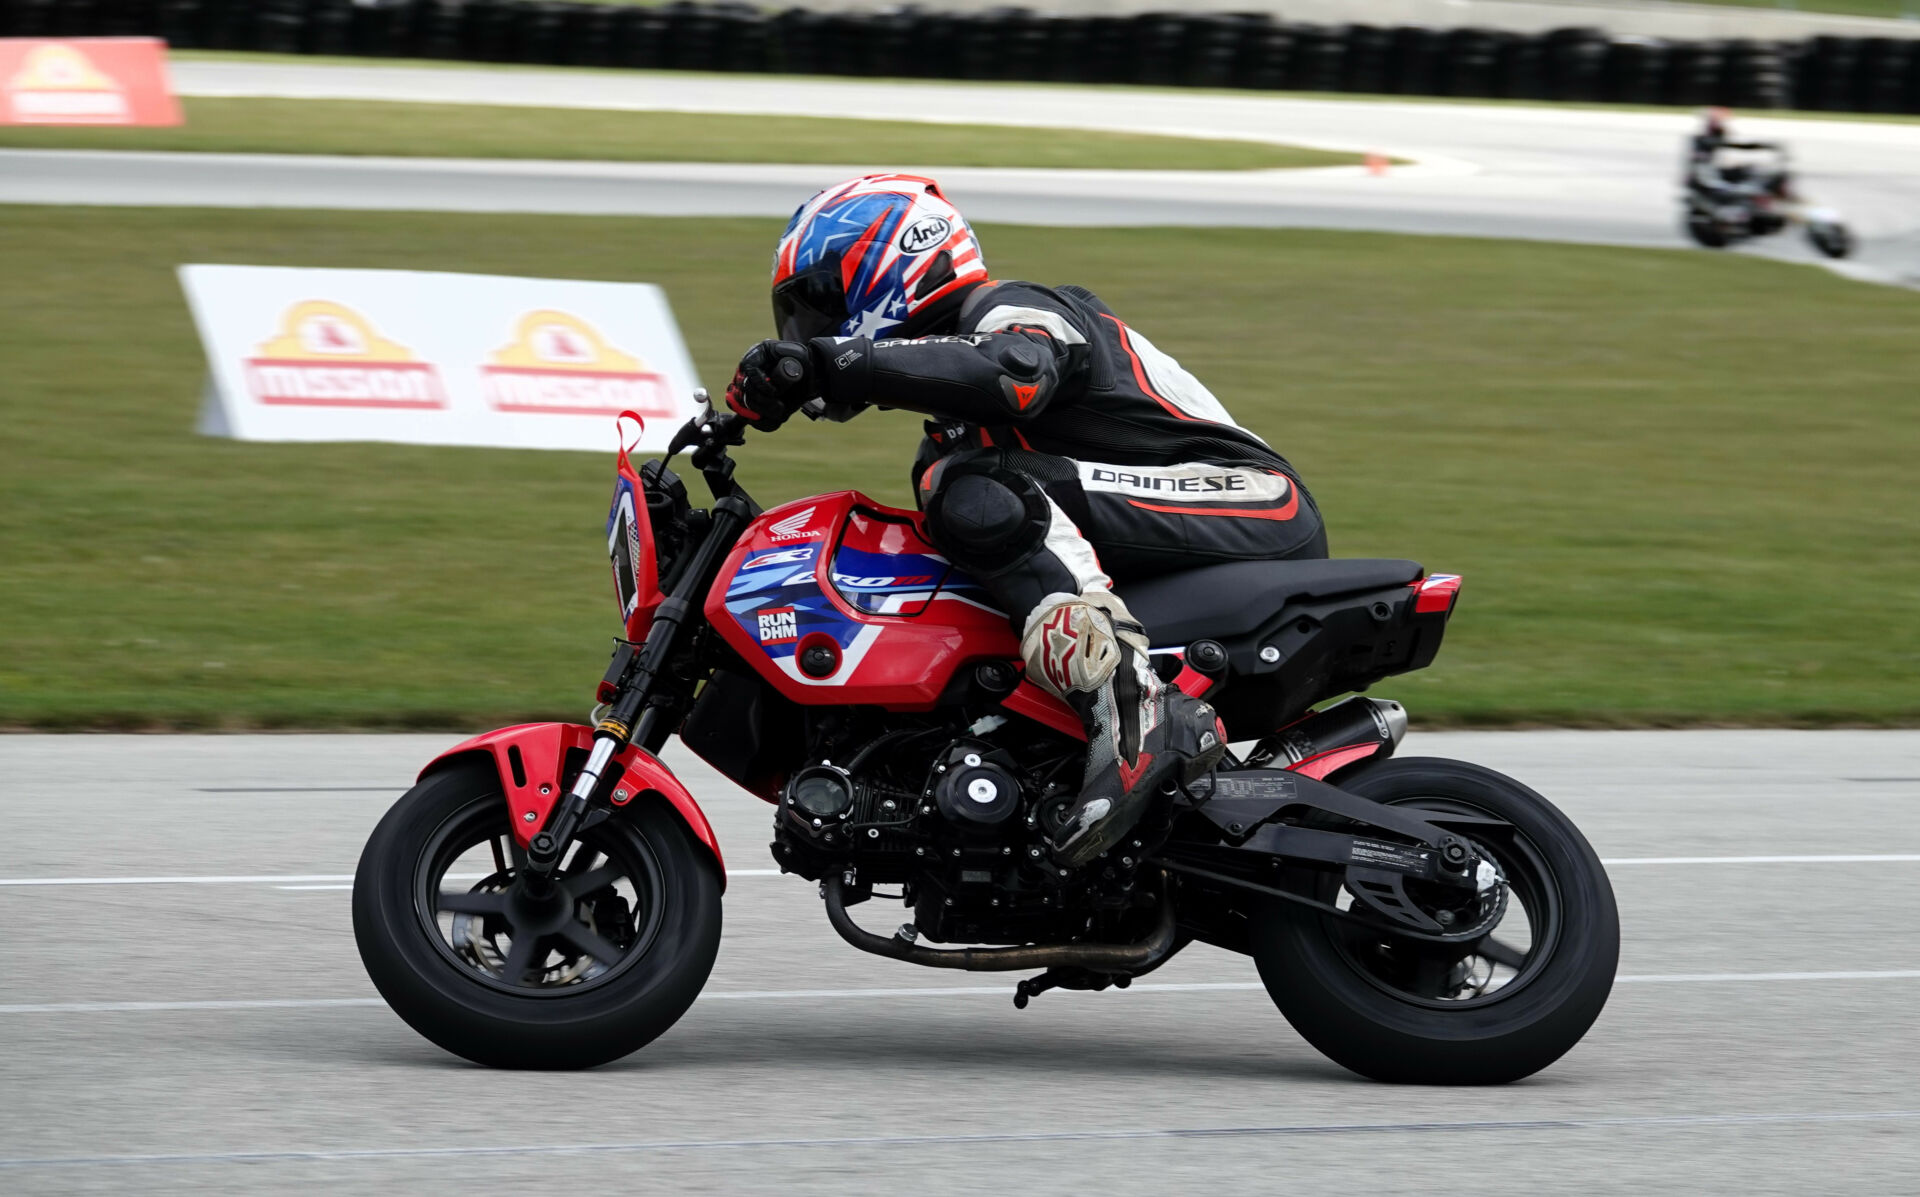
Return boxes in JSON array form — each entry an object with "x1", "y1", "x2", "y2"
[{"x1": 1022, "y1": 591, "x2": 1228, "y2": 868}]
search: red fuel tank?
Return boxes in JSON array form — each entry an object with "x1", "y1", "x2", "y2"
[{"x1": 703, "y1": 492, "x2": 1020, "y2": 710}]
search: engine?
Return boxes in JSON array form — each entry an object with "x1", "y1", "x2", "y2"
[
  {"x1": 929, "y1": 741, "x2": 1023, "y2": 831},
  {"x1": 769, "y1": 728, "x2": 1138, "y2": 944}
]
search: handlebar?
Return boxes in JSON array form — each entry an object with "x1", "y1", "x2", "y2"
[
  {"x1": 662, "y1": 372, "x2": 833, "y2": 501},
  {"x1": 667, "y1": 408, "x2": 746, "y2": 460}
]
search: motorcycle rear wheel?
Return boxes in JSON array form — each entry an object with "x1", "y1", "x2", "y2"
[
  {"x1": 1251, "y1": 757, "x2": 1617, "y2": 1084},
  {"x1": 353, "y1": 760, "x2": 722, "y2": 1069},
  {"x1": 1684, "y1": 210, "x2": 1731, "y2": 249}
]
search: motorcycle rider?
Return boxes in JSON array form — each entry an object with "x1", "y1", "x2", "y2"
[
  {"x1": 1686, "y1": 107, "x2": 1788, "y2": 204},
  {"x1": 724, "y1": 174, "x2": 1328, "y2": 867}
]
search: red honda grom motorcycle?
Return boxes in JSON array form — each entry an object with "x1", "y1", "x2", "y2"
[{"x1": 354, "y1": 401, "x2": 1619, "y2": 1083}]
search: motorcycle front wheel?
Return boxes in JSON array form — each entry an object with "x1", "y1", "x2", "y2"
[
  {"x1": 1807, "y1": 222, "x2": 1854, "y2": 259},
  {"x1": 1252, "y1": 757, "x2": 1618, "y2": 1084},
  {"x1": 353, "y1": 760, "x2": 722, "y2": 1069}
]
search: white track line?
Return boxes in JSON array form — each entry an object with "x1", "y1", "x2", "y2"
[
  {"x1": 1603, "y1": 855, "x2": 1920, "y2": 865},
  {"x1": 2, "y1": 857, "x2": 1915, "y2": 888},
  {"x1": 6, "y1": 1107, "x2": 1920, "y2": 1169},
  {"x1": 0, "y1": 868, "x2": 787, "y2": 887},
  {"x1": 5, "y1": 970, "x2": 1918, "y2": 1015},
  {"x1": 0, "y1": 874, "x2": 356, "y2": 886}
]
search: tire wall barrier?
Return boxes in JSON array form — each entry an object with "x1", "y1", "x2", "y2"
[{"x1": 6, "y1": 1, "x2": 1919, "y2": 115}]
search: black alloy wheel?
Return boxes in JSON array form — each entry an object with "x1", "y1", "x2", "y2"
[
  {"x1": 354, "y1": 760, "x2": 722, "y2": 1069},
  {"x1": 1252, "y1": 757, "x2": 1618, "y2": 1084},
  {"x1": 416, "y1": 795, "x2": 667, "y2": 996},
  {"x1": 1322, "y1": 796, "x2": 1559, "y2": 1011}
]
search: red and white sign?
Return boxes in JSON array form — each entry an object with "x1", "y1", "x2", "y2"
[
  {"x1": 0, "y1": 38, "x2": 181, "y2": 127},
  {"x1": 181, "y1": 266, "x2": 702, "y2": 453},
  {"x1": 245, "y1": 300, "x2": 448, "y2": 410},
  {"x1": 481, "y1": 310, "x2": 676, "y2": 419}
]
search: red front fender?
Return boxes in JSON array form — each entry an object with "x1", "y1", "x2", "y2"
[{"x1": 420, "y1": 723, "x2": 724, "y2": 888}]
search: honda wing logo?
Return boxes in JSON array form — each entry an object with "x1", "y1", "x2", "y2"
[{"x1": 767, "y1": 506, "x2": 822, "y2": 541}]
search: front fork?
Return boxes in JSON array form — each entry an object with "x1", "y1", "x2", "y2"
[
  {"x1": 522, "y1": 736, "x2": 622, "y2": 895},
  {"x1": 521, "y1": 492, "x2": 750, "y2": 895}
]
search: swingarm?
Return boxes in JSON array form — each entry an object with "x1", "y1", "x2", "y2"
[{"x1": 1155, "y1": 769, "x2": 1506, "y2": 941}]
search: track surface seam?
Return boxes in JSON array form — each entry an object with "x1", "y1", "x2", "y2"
[{"x1": 6, "y1": 1109, "x2": 1918, "y2": 1169}]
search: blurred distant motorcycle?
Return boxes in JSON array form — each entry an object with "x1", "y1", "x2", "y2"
[
  {"x1": 1684, "y1": 144, "x2": 1853, "y2": 259},
  {"x1": 353, "y1": 401, "x2": 1619, "y2": 1083}
]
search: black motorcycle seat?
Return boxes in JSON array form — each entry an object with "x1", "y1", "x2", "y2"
[{"x1": 1115, "y1": 558, "x2": 1424, "y2": 647}]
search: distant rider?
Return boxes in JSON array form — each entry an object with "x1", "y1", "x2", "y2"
[
  {"x1": 1686, "y1": 107, "x2": 1789, "y2": 204},
  {"x1": 722, "y1": 174, "x2": 1329, "y2": 867}
]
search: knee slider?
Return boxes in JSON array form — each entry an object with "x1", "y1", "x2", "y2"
[{"x1": 925, "y1": 469, "x2": 1047, "y2": 569}]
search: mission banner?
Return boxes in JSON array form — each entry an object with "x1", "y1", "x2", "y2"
[
  {"x1": 181, "y1": 265, "x2": 704, "y2": 453},
  {"x1": 0, "y1": 38, "x2": 181, "y2": 126}
]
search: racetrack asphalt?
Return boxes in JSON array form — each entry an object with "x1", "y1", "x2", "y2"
[
  {"x1": 3, "y1": 730, "x2": 1918, "y2": 1195},
  {"x1": 6, "y1": 62, "x2": 1920, "y2": 285}
]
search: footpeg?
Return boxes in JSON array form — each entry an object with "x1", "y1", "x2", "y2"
[
  {"x1": 1013, "y1": 973, "x2": 1059, "y2": 1009},
  {"x1": 1012, "y1": 967, "x2": 1130, "y2": 1009}
]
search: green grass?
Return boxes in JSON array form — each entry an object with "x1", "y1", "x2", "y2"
[
  {"x1": 1683, "y1": 0, "x2": 1920, "y2": 17},
  {"x1": 1, "y1": 207, "x2": 1915, "y2": 729},
  {"x1": 0, "y1": 96, "x2": 1354, "y2": 171}
]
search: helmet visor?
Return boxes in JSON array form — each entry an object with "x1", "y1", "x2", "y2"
[{"x1": 772, "y1": 260, "x2": 847, "y2": 343}]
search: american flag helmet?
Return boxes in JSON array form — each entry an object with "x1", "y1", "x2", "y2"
[{"x1": 771, "y1": 174, "x2": 987, "y2": 343}]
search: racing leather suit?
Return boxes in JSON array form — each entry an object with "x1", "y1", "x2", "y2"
[
  {"x1": 1687, "y1": 128, "x2": 1783, "y2": 203},
  {"x1": 808, "y1": 278, "x2": 1328, "y2": 619}
]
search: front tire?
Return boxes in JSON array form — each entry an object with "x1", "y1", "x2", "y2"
[
  {"x1": 1252, "y1": 757, "x2": 1618, "y2": 1084},
  {"x1": 1808, "y1": 222, "x2": 1853, "y2": 259},
  {"x1": 353, "y1": 761, "x2": 722, "y2": 1069}
]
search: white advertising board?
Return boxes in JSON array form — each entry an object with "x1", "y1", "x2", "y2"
[{"x1": 180, "y1": 265, "x2": 705, "y2": 453}]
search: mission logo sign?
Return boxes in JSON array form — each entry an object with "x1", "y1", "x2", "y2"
[
  {"x1": 0, "y1": 38, "x2": 180, "y2": 126},
  {"x1": 245, "y1": 301, "x2": 447, "y2": 409},
  {"x1": 481, "y1": 310, "x2": 676, "y2": 418},
  {"x1": 182, "y1": 266, "x2": 704, "y2": 453}
]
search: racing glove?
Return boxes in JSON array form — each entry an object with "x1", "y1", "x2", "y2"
[{"x1": 724, "y1": 339, "x2": 816, "y2": 432}]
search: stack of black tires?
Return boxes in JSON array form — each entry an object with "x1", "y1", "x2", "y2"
[{"x1": 3, "y1": 1, "x2": 1917, "y2": 115}]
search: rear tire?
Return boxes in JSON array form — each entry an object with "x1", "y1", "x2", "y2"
[
  {"x1": 1252, "y1": 757, "x2": 1617, "y2": 1084},
  {"x1": 353, "y1": 761, "x2": 722, "y2": 1069},
  {"x1": 1685, "y1": 210, "x2": 1730, "y2": 249}
]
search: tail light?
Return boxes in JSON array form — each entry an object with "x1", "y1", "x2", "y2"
[{"x1": 1413, "y1": 573, "x2": 1462, "y2": 615}]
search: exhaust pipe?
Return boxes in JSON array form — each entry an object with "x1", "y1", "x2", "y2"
[
  {"x1": 1256, "y1": 696, "x2": 1406, "y2": 777},
  {"x1": 821, "y1": 873, "x2": 1177, "y2": 972}
]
